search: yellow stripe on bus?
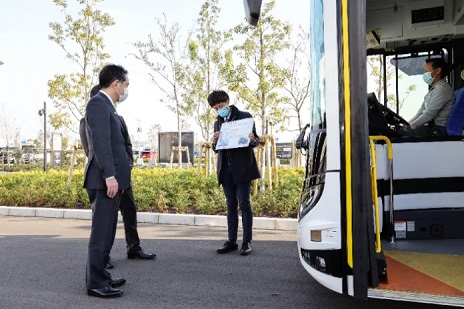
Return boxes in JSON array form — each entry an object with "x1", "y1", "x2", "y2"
[{"x1": 341, "y1": 0, "x2": 353, "y2": 268}]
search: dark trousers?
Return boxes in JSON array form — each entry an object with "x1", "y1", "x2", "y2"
[
  {"x1": 221, "y1": 165, "x2": 253, "y2": 242},
  {"x1": 119, "y1": 186, "x2": 141, "y2": 254},
  {"x1": 86, "y1": 189, "x2": 121, "y2": 289}
]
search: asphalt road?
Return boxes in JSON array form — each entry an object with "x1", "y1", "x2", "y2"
[{"x1": 0, "y1": 216, "x2": 447, "y2": 309}]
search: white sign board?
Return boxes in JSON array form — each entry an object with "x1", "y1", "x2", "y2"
[
  {"x1": 52, "y1": 133, "x2": 62, "y2": 151},
  {"x1": 216, "y1": 118, "x2": 254, "y2": 150}
]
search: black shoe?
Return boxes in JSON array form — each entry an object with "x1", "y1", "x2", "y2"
[
  {"x1": 106, "y1": 257, "x2": 114, "y2": 269},
  {"x1": 240, "y1": 241, "x2": 252, "y2": 255},
  {"x1": 87, "y1": 285, "x2": 123, "y2": 298},
  {"x1": 108, "y1": 277, "x2": 126, "y2": 288},
  {"x1": 217, "y1": 240, "x2": 238, "y2": 254},
  {"x1": 127, "y1": 249, "x2": 156, "y2": 260}
]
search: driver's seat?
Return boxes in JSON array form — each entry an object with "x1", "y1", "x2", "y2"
[{"x1": 446, "y1": 87, "x2": 464, "y2": 136}]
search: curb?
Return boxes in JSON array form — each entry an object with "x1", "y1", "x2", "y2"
[{"x1": 0, "y1": 206, "x2": 298, "y2": 231}]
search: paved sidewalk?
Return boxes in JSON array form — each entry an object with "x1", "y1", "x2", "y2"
[{"x1": 0, "y1": 206, "x2": 297, "y2": 231}]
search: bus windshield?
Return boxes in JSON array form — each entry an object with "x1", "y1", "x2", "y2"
[{"x1": 367, "y1": 50, "x2": 449, "y2": 121}]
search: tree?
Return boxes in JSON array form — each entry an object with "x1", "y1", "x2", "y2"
[
  {"x1": 48, "y1": 0, "x2": 114, "y2": 132},
  {"x1": 368, "y1": 55, "x2": 395, "y2": 104},
  {"x1": 184, "y1": 0, "x2": 231, "y2": 141},
  {"x1": 32, "y1": 130, "x2": 45, "y2": 150},
  {"x1": 0, "y1": 101, "x2": 20, "y2": 167},
  {"x1": 283, "y1": 26, "x2": 311, "y2": 132},
  {"x1": 147, "y1": 124, "x2": 162, "y2": 152},
  {"x1": 223, "y1": 0, "x2": 292, "y2": 135},
  {"x1": 32, "y1": 129, "x2": 53, "y2": 150},
  {"x1": 132, "y1": 14, "x2": 191, "y2": 167},
  {"x1": 367, "y1": 55, "x2": 416, "y2": 113}
]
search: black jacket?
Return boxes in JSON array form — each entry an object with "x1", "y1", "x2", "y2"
[
  {"x1": 79, "y1": 117, "x2": 89, "y2": 157},
  {"x1": 80, "y1": 115, "x2": 133, "y2": 162},
  {"x1": 213, "y1": 105, "x2": 261, "y2": 185},
  {"x1": 83, "y1": 92, "x2": 132, "y2": 190}
]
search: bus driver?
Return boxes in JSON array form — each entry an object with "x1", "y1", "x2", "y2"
[{"x1": 398, "y1": 58, "x2": 455, "y2": 137}]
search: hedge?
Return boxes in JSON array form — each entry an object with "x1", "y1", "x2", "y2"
[{"x1": 0, "y1": 167, "x2": 305, "y2": 218}]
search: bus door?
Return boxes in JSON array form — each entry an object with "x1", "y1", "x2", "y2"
[{"x1": 296, "y1": 0, "x2": 379, "y2": 300}]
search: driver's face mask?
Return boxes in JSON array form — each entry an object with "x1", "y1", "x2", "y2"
[{"x1": 422, "y1": 69, "x2": 436, "y2": 85}]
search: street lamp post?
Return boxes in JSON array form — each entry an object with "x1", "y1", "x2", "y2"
[{"x1": 38, "y1": 101, "x2": 47, "y2": 172}]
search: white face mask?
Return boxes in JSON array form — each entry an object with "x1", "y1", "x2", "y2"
[{"x1": 117, "y1": 82, "x2": 129, "y2": 103}]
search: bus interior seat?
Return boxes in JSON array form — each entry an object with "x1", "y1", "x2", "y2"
[{"x1": 446, "y1": 87, "x2": 464, "y2": 136}]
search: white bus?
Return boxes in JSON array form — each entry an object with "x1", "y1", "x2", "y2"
[{"x1": 243, "y1": 0, "x2": 464, "y2": 306}]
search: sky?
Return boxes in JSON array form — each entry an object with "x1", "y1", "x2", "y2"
[{"x1": 0, "y1": 0, "x2": 310, "y2": 148}]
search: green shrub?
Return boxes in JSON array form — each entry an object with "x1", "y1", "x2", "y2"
[{"x1": 0, "y1": 166, "x2": 305, "y2": 218}]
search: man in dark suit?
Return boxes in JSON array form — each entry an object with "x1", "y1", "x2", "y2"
[
  {"x1": 110, "y1": 116, "x2": 157, "y2": 262},
  {"x1": 81, "y1": 85, "x2": 156, "y2": 271},
  {"x1": 209, "y1": 90, "x2": 261, "y2": 256},
  {"x1": 83, "y1": 64, "x2": 132, "y2": 298}
]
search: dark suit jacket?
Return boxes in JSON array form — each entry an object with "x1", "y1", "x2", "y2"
[
  {"x1": 83, "y1": 92, "x2": 132, "y2": 190},
  {"x1": 80, "y1": 115, "x2": 133, "y2": 163},
  {"x1": 213, "y1": 105, "x2": 261, "y2": 185},
  {"x1": 79, "y1": 117, "x2": 89, "y2": 157},
  {"x1": 119, "y1": 116, "x2": 134, "y2": 164}
]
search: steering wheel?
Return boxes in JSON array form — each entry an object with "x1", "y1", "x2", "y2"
[{"x1": 376, "y1": 103, "x2": 410, "y2": 128}]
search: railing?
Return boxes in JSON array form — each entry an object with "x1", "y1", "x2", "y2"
[{"x1": 369, "y1": 135, "x2": 395, "y2": 252}]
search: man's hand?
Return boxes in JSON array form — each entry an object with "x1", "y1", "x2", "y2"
[
  {"x1": 105, "y1": 178, "x2": 119, "y2": 198},
  {"x1": 212, "y1": 131, "x2": 221, "y2": 143}
]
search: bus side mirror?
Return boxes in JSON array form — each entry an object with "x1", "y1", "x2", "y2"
[{"x1": 296, "y1": 123, "x2": 311, "y2": 150}]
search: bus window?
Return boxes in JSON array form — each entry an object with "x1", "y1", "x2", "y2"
[
  {"x1": 367, "y1": 50, "x2": 450, "y2": 123},
  {"x1": 310, "y1": 0, "x2": 326, "y2": 129}
]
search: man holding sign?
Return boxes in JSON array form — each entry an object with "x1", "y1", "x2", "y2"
[{"x1": 209, "y1": 90, "x2": 260, "y2": 256}]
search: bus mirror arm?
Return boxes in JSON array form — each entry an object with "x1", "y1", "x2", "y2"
[{"x1": 296, "y1": 123, "x2": 311, "y2": 151}]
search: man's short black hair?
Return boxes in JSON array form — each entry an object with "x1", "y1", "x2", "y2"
[
  {"x1": 99, "y1": 64, "x2": 128, "y2": 88},
  {"x1": 426, "y1": 58, "x2": 449, "y2": 79},
  {"x1": 207, "y1": 90, "x2": 229, "y2": 107}
]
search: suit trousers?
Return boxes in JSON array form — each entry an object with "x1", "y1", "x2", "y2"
[
  {"x1": 119, "y1": 186, "x2": 141, "y2": 254},
  {"x1": 221, "y1": 165, "x2": 253, "y2": 242},
  {"x1": 86, "y1": 189, "x2": 121, "y2": 289}
]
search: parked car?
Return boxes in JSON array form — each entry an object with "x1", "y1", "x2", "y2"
[
  {"x1": 21, "y1": 152, "x2": 38, "y2": 164},
  {"x1": 140, "y1": 150, "x2": 155, "y2": 160},
  {"x1": 1, "y1": 152, "x2": 15, "y2": 165},
  {"x1": 133, "y1": 150, "x2": 140, "y2": 161}
]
